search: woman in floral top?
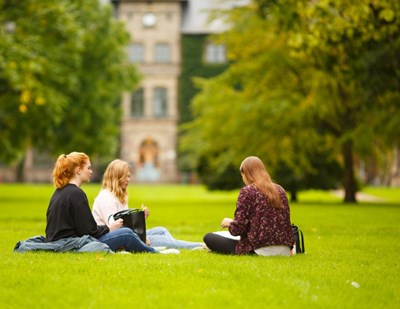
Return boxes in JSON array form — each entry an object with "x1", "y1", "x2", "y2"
[{"x1": 203, "y1": 156, "x2": 294, "y2": 256}]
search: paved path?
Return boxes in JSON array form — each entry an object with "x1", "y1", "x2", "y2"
[{"x1": 331, "y1": 190, "x2": 385, "y2": 202}]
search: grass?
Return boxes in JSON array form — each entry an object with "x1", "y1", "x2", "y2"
[{"x1": 0, "y1": 183, "x2": 399, "y2": 308}]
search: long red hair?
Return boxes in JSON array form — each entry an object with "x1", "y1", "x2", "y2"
[{"x1": 52, "y1": 152, "x2": 89, "y2": 189}]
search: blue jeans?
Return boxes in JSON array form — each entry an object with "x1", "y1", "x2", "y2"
[
  {"x1": 147, "y1": 226, "x2": 202, "y2": 249},
  {"x1": 98, "y1": 227, "x2": 157, "y2": 253}
]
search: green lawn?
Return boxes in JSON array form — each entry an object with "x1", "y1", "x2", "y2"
[{"x1": 0, "y1": 183, "x2": 399, "y2": 308}]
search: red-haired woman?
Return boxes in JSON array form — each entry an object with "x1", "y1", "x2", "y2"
[
  {"x1": 45, "y1": 152, "x2": 157, "y2": 253},
  {"x1": 203, "y1": 156, "x2": 294, "y2": 256}
]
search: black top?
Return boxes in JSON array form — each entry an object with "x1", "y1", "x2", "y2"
[{"x1": 45, "y1": 184, "x2": 109, "y2": 242}]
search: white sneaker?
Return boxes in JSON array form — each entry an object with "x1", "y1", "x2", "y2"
[
  {"x1": 192, "y1": 243, "x2": 209, "y2": 251},
  {"x1": 116, "y1": 250, "x2": 131, "y2": 255},
  {"x1": 153, "y1": 246, "x2": 167, "y2": 251},
  {"x1": 192, "y1": 246, "x2": 207, "y2": 251},
  {"x1": 158, "y1": 248, "x2": 180, "y2": 254}
]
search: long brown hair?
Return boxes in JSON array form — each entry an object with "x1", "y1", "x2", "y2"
[
  {"x1": 102, "y1": 159, "x2": 130, "y2": 205},
  {"x1": 240, "y1": 156, "x2": 283, "y2": 209},
  {"x1": 52, "y1": 152, "x2": 89, "y2": 189}
]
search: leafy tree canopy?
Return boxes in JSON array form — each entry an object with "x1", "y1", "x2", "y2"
[
  {"x1": 0, "y1": 0, "x2": 139, "y2": 164},
  {"x1": 180, "y1": 0, "x2": 400, "y2": 202}
]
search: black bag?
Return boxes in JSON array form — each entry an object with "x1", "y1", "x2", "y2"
[
  {"x1": 111, "y1": 209, "x2": 147, "y2": 243},
  {"x1": 291, "y1": 224, "x2": 305, "y2": 254}
]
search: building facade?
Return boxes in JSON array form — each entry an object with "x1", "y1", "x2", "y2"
[{"x1": 115, "y1": 0, "x2": 239, "y2": 182}]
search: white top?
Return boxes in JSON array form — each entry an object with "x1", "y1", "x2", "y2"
[
  {"x1": 92, "y1": 189, "x2": 128, "y2": 225},
  {"x1": 254, "y1": 246, "x2": 291, "y2": 257}
]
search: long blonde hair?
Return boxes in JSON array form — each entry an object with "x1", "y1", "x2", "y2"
[
  {"x1": 102, "y1": 159, "x2": 130, "y2": 204},
  {"x1": 52, "y1": 152, "x2": 89, "y2": 189},
  {"x1": 240, "y1": 156, "x2": 283, "y2": 209}
]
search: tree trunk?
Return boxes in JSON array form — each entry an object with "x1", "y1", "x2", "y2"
[
  {"x1": 342, "y1": 141, "x2": 357, "y2": 203},
  {"x1": 15, "y1": 155, "x2": 26, "y2": 182},
  {"x1": 290, "y1": 190, "x2": 298, "y2": 203}
]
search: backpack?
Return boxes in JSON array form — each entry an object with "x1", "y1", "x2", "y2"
[{"x1": 291, "y1": 224, "x2": 305, "y2": 254}]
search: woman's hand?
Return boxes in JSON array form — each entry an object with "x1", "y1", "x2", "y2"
[
  {"x1": 146, "y1": 238, "x2": 151, "y2": 245},
  {"x1": 221, "y1": 218, "x2": 234, "y2": 229},
  {"x1": 108, "y1": 218, "x2": 123, "y2": 231},
  {"x1": 141, "y1": 204, "x2": 150, "y2": 219}
]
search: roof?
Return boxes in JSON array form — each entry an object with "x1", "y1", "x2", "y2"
[{"x1": 181, "y1": 0, "x2": 249, "y2": 34}]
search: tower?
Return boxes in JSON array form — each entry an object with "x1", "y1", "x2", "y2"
[{"x1": 117, "y1": 0, "x2": 183, "y2": 182}]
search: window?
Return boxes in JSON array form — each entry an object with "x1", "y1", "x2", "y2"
[
  {"x1": 128, "y1": 43, "x2": 144, "y2": 63},
  {"x1": 154, "y1": 43, "x2": 171, "y2": 63},
  {"x1": 131, "y1": 88, "x2": 144, "y2": 117},
  {"x1": 153, "y1": 87, "x2": 167, "y2": 117},
  {"x1": 205, "y1": 43, "x2": 227, "y2": 64}
]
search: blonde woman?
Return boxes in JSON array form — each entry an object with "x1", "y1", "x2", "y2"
[
  {"x1": 203, "y1": 156, "x2": 294, "y2": 256},
  {"x1": 93, "y1": 159, "x2": 204, "y2": 249},
  {"x1": 46, "y1": 152, "x2": 157, "y2": 253}
]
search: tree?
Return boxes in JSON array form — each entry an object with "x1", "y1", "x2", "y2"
[
  {"x1": 180, "y1": 0, "x2": 400, "y2": 203},
  {"x1": 0, "y1": 0, "x2": 139, "y2": 171},
  {"x1": 274, "y1": 148, "x2": 343, "y2": 202},
  {"x1": 284, "y1": 0, "x2": 400, "y2": 201},
  {"x1": 181, "y1": 2, "x2": 330, "y2": 196}
]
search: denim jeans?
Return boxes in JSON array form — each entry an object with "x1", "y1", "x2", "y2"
[
  {"x1": 98, "y1": 227, "x2": 157, "y2": 253},
  {"x1": 147, "y1": 226, "x2": 202, "y2": 249}
]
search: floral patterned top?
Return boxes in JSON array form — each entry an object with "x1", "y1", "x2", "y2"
[{"x1": 229, "y1": 184, "x2": 294, "y2": 255}]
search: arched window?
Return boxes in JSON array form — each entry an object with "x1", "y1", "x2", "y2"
[{"x1": 137, "y1": 138, "x2": 160, "y2": 182}]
